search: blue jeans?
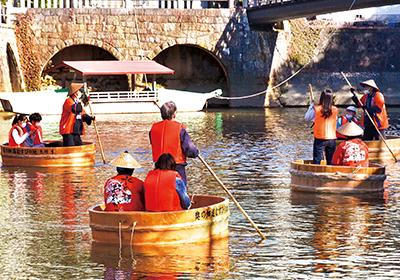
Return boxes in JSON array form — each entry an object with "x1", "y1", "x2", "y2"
[{"x1": 313, "y1": 138, "x2": 336, "y2": 165}]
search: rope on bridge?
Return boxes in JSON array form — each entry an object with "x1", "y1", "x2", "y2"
[{"x1": 215, "y1": 0, "x2": 358, "y2": 101}]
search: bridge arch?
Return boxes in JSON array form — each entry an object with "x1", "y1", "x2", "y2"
[{"x1": 150, "y1": 43, "x2": 230, "y2": 107}]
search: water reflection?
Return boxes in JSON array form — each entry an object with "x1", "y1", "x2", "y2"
[{"x1": 0, "y1": 108, "x2": 399, "y2": 279}]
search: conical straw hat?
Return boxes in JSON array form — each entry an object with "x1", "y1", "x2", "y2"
[
  {"x1": 337, "y1": 121, "x2": 364, "y2": 137},
  {"x1": 109, "y1": 151, "x2": 141, "y2": 169},
  {"x1": 68, "y1": 83, "x2": 84, "y2": 96},
  {"x1": 360, "y1": 79, "x2": 379, "y2": 91}
]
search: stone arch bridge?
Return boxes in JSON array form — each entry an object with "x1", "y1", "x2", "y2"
[{"x1": 1, "y1": 8, "x2": 284, "y2": 107}]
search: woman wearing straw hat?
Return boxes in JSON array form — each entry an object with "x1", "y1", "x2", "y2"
[
  {"x1": 104, "y1": 151, "x2": 145, "y2": 211},
  {"x1": 336, "y1": 105, "x2": 360, "y2": 140},
  {"x1": 350, "y1": 79, "x2": 389, "y2": 141},
  {"x1": 59, "y1": 83, "x2": 95, "y2": 147},
  {"x1": 332, "y1": 122, "x2": 369, "y2": 167}
]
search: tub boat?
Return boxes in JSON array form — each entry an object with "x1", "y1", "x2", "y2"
[
  {"x1": 1, "y1": 141, "x2": 96, "y2": 167},
  {"x1": 89, "y1": 195, "x2": 229, "y2": 245},
  {"x1": 337, "y1": 136, "x2": 400, "y2": 165},
  {"x1": 289, "y1": 160, "x2": 386, "y2": 193}
]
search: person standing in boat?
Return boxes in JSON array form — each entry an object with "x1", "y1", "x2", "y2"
[
  {"x1": 336, "y1": 106, "x2": 360, "y2": 140},
  {"x1": 104, "y1": 151, "x2": 145, "y2": 211},
  {"x1": 59, "y1": 83, "x2": 95, "y2": 146},
  {"x1": 144, "y1": 153, "x2": 191, "y2": 212},
  {"x1": 149, "y1": 101, "x2": 199, "y2": 185},
  {"x1": 305, "y1": 89, "x2": 338, "y2": 165},
  {"x1": 8, "y1": 114, "x2": 36, "y2": 147},
  {"x1": 350, "y1": 79, "x2": 389, "y2": 141},
  {"x1": 332, "y1": 121, "x2": 369, "y2": 167}
]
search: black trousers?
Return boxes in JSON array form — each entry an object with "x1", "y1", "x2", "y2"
[
  {"x1": 363, "y1": 127, "x2": 386, "y2": 141},
  {"x1": 62, "y1": 134, "x2": 83, "y2": 147}
]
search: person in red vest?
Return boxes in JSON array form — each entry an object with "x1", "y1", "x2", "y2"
[
  {"x1": 59, "y1": 83, "x2": 95, "y2": 146},
  {"x1": 332, "y1": 121, "x2": 369, "y2": 167},
  {"x1": 104, "y1": 151, "x2": 145, "y2": 211},
  {"x1": 144, "y1": 153, "x2": 191, "y2": 212},
  {"x1": 149, "y1": 101, "x2": 199, "y2": 186},
  {"x1": 25, "y1": 112, "x2": 45, "y2": 147},
  {"x1": 350, "y1": 79, "x2": 389, "y2": 140},
  {"x1": 8, "y1": 114, "x2": 36, "y2": 147},
  {"x1": 336, "y1": 106, "x2": 360, "y2": 140},
  {"x1": 305, "y1": 89, "x2": 338, "y2": 165}
]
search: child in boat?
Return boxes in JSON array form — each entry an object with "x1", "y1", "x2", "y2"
[
  {"x1": 336, "y1": 106, "x2": 360, "y2": 140},
  {"x1": 8, "y1": 114, "x2": 36, "y2": 147},
  {"x1": 144, "y1": 153, "x2": 191, "y2": 212},
  {"x1": 25, "y1": 112, "x2": 45, "y2": 147},
  {"x1": 332, "y1": 121, "x2": 369, "y2": 167},
  {"x1": 104, "y1": 151, "x2": 145, "y2": 211},
  {"x1": 305, "y1": 89, "x2": 338, "y2": 165}
]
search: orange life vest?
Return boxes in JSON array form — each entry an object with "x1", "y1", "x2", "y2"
[
  {"x1": 313, "y1": 105, "x2": 338, "y2": 140},
  {"x1": 59, "y1": 97, "x2": 86, "y2": 135},
  {"x1": 359, "y1": 91, "x2": 389, "y2": 129},
  {"x1": 8, "y1": 124, "x2": 24, "y2": 147},
  {"x1": 104, "y1": 175, "x2": 145, "y2": 211},
  {"x1": 27, "y1": 122, "x2": 43, "y2": 145},
  {"x1": 150, "y1": 120, "x2": 186, "y2": 164},
  {"x1": 336, "y1": 115, "x2": 360, "y2": 139},
  {"x1": 144, "y1": 169, "x2": 182, "y2": 212},
  {"x1": 332, "y1": 138, "x2": 369, "y2": 167}
]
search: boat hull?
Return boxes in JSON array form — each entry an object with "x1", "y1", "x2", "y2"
[
  {"x1": 1, "y1": 141, "x2": 96, "y2": 167},
  {"x1": 290, "y1": 160, "x2": 386, "y2": 193},
  {"x1": 89, "y1": 195, "x2": 229, "y2": 245}
]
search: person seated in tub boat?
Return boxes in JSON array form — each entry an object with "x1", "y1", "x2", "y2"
[
  {"x1": 350, "y1": 79, "x2": 389, "y2": 141},
  {"x1": 332, "y1": 121, "x2": 369, "y2": 167},
  {"x1": 24, "y1": 112, "x2": 45, "y2": 148},
  {"x1": 8, "y1": 114, "x2": 37, "y2": 147},
  {"x1": 336, "y1": 106, "x2": 360, "y2": 140},
  {"x1": 149, "y1": 101, "x2": 199, "y2": 186},
  {"x1": 59, "y1": 83, "x2": 95, "y2": 147},
  {"x1": 144, "y1": 153, "x2": 191, "y2": 212},
  {"x1": 104, "y1": 151, "x2": 145, "y2": 211},
  {"x1": 305, "y1": 89, "x2": 338, "y2": 165}
]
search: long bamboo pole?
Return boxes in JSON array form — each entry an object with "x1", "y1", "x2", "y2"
[
  {"x1": 153, "y1": 101, "x2": 267, "y2": 240},
  {"x1": 84, "y1": 83, "x2": 106, "y2": 164},
  {"x1": 341, "y1": 72, "x2": 398, "y2": 162}
]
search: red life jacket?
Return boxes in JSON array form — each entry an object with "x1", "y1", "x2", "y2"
[
  {"x1": 59, "y1": 97, "x2": 86, "y2": 135},
  {"x1": 150, "y1": 120, "x2": 186, "y2": 164},
  {"x1": 332, "y1": 138, "x2": 369, "y2": 167},
  {"x1": 144, "y1": 169, "x2": 182, "y2": 212},
  {"x1": 336, "y1": 115, "x2": 360, "y2": 139},
  {"x1": 313, "y1": 105, "x2": 338, "y2": 140},
  {"x1": 8, "y1": 124, "x2": 24, "y2": 147},
  {"x1": 359, "y1": 91, "x2": 389, "y2": 129},
  {"x1": 27, "y1": 122, "x2": 43, "y2": 145},
  {"x1": 104, "y1": 175, "x2": 145, "y2": 211}
]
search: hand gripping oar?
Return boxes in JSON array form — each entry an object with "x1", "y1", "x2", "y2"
[
  {"x1": 153, "y1": 100, "x2": 267, "y2": 240},
  {"x1": 84, "y1": 84, "x2": 106, "y2": 164},
  {"x1": 341, "y1": 72, "x2": 398, "y2": 162}
]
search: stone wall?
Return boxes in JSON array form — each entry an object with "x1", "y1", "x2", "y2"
[
  {"x1": 0, "y1": 24, "x2": 24, "y2": 92},
  {"x1": 25, "y1": 8, "x2": 278, "y2": 107},
  {"x1": 279, "y1": 26, "x2": 400, "y2": 106}
]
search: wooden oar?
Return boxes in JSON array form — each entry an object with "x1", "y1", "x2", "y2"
[
  {"x1": 153, "y1": 100, "x2": 267, "y2": 240},
  {"x1": 308, "y1": 84, "x2": 315, "y2": 103},
  {"x1": 341, "y1": 72, "x2": 398, "y2": 162},
  {"x1": 84, "y1": 83, "x2": 106, "y2": 164}
]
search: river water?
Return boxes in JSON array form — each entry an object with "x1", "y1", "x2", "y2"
[{"x1": 1, "y1": 107, "x2": 400, "y2": 279}]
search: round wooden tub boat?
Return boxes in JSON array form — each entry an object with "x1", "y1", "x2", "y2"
[
  {"x1": 1, "y1": 141, "x2": 96, "y2": 167},
  {"x1": 289, "y1": 160, "x2": 386, "y2": 193},
  {"x1": 89, "y1": 195, "x2": 229, "y2": 245},
  {"x1": 337, "y1": 136, "x2": 400, "y2": 165}
]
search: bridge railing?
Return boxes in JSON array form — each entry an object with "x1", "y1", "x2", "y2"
[
  {"x1": 6, "y1": 0, "x2": 216, "y2": 10},
  {"x1": 1, "y1": 3, "x2": 7, "y2": 24}
]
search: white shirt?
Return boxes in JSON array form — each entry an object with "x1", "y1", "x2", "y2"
[
  {"x1": 304, "y1": 102, "x2": 316, "y2": 122},
  {"x1": 12, "y1": 128, "x2": 29, "y2": 145}
]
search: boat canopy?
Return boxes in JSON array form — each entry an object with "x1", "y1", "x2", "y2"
[{"x1": 48, "y1": 60, "x2": 174, "y2": 76}]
